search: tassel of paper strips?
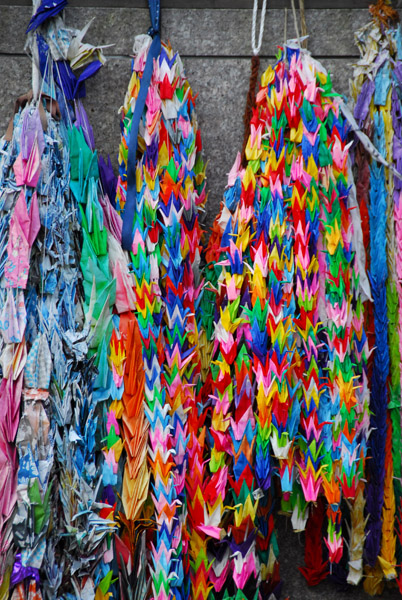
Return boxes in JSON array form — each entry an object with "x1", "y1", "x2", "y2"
[
  {"x1": 205, "y1": 178, "x2": 260, "y2": 597},
  {"x1": 0, "y1": 4, "x2": 129, "y2": 595},
  {"x1": 198, "y1": 41, "x2": 372, "y2": 596},
  {"x1": 299, "y1": 498, "x2": 328, "y2": 585}
]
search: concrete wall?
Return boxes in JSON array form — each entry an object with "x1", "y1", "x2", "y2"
[{"x1": 1, "y1": 3, "x2": 402, "y2": 598}]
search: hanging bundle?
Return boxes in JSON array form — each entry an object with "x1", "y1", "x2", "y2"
[
  {"x1": 351, "y1": 0, "x2": 402, "y2": 593},
  {"x1": 115, "y1": 0, "x2": 207, "y2": 599},
  {"x1": 68, "y1": 122, "x2": 154, "y2": 600},
  {"x1": 199, "y1": 4, "x2": 281, "y2": 599},
  {"x1": 199, "y1": 4, "x2": 372, "y2": 594},
  {"x1": 0, "y1": 1, "x2": 118, "y2": 597}
]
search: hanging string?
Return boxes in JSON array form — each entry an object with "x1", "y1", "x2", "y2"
[
  {"x1": 241, "y1": 0, "x2": 267, "y2": 168},
  {"x1": 32, "y1": 37, "x2": 41, "y2": 102},
  {"x1": 251, "y1": 0, "x2": 267, "y2": 56},
  {"x1": 284, "y1": 7, "x2": 288, "y2": 49},
  {"x1": 299, "y1": 0, "x2": 308, "y2": 49},
  {"x1": 122, "y1": 0, "x2": 161, "y2": 250},
  {"x1": 54, "y1": 60, "x2": 73, "y2": 129},
  {"x1": 31, "y1": 0, "x2": 41, "y2": 100},
  {"x1": 290, "y1": 0, "x2": 301, "y2": 48}
]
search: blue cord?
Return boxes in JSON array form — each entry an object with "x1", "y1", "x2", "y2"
[{"x1": 122, "y1": 0, "x2": 161, "y2": 250}]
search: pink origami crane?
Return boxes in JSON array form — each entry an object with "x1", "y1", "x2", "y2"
[
  {"x1": 5, "y1": 191, "x2": 40, "y2": 289},
  {"x1": 13, "y1": 137, "x2": 41, "y2": 188}
]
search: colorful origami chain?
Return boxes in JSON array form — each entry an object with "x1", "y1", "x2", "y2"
[
  {"x1": 116, "y1": 29, "x2": 207, "y2": 600},
  {"x1": 199, "y1": 42, "x2": 372, "y2": 597}
]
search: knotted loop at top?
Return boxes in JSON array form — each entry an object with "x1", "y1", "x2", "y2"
[{"x1": 148, "y1": 0, "x2": 161, "y2": 36}]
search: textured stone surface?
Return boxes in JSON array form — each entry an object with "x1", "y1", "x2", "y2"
[
  {"x1": 1, "y1": 7, "x2": 371, "y2": 57},
  {"x1": 0, "y1": 0, "x2": 388, "y2": 8},
  {"x1": 0, "y1": 56, "x2": 32, "y2": 130}
]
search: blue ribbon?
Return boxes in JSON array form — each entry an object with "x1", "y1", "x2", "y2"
[{"x1": 122, "y1": 0, "x2": 161, "y2": 250}]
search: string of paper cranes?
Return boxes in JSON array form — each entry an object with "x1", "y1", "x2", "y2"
[{"x1": 1, "y1": 0, "x2": 402, "y2": 598}]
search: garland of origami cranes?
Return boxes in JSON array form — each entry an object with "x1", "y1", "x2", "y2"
[{"x1": 1, "y1": 0, "x2": 402, "y2": 599}]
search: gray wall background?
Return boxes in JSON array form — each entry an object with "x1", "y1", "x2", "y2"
[{"x1": 1, "y1": 1, "x2": 402, "y2": 598}]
